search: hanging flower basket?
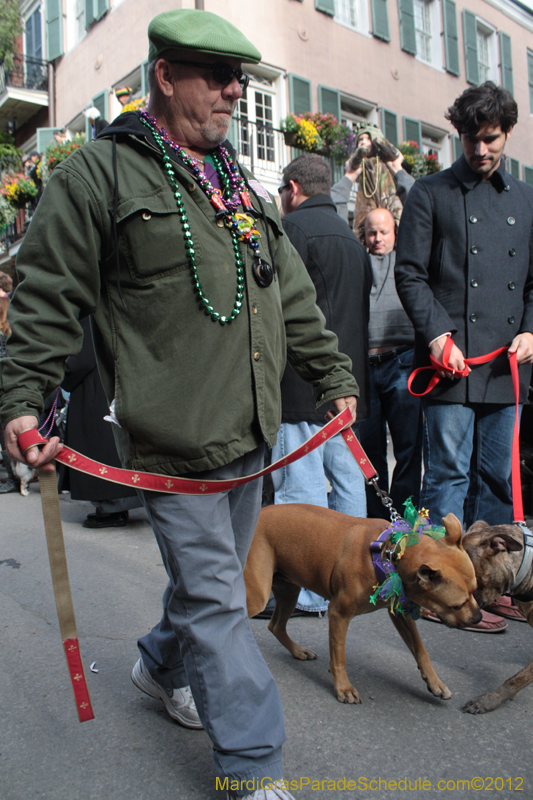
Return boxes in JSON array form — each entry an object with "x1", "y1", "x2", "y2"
[
  {"x1": 0, "y1": 172, "x2": 38, "y2": 210},
  {"x1": 283, "y1": 131, "x2": 298, "y2": 147}
]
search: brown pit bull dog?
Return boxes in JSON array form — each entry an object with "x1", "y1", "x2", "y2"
[
  {"x1": 462, "y1": 521, "x2": 533, "y2": 714},
  {"x1": 244, "y1": 504, "x2": 481, "y2": 704}
]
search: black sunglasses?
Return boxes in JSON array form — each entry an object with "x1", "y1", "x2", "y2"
[
  {"x1": 277, "y1": 183, "x2": 290, "y2": 195},
  {"x1": 166, "y1": 60, "x2": 250, "y2": 91}
]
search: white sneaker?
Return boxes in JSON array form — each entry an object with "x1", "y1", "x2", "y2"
[
  {"x1": 227, "y1": 788, "x2": 296, "y2": 800},
  {"x1": 131, "y1": 657, "x2": 203, "y2": 729}
]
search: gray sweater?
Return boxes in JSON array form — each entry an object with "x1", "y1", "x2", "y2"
[{"x1": 368, "y1": 251, "x2": 414, "y2": 349}]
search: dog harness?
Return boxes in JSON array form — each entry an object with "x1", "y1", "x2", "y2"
[{"x1": 510, "y1": 523, "x2": 533, "y2": 602}]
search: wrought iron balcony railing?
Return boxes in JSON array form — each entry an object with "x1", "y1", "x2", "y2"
[{"x1": 0, "y1": 53, "x2": 48, "y2": 95}]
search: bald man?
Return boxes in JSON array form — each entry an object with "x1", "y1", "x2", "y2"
[{"x1": 358, "y1": 207, "x2": 423, "y2": 518}]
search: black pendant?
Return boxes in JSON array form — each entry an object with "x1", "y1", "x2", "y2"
[{"x1": 252, "y1": 258, "x2": 274, "y2": 288}]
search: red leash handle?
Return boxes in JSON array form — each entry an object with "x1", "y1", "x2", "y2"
[
  {"x1": 17, "y1": 407, "x2": 354, "y2": 495},
  {"x1": 408, "y1": 339, "x2": 524, "y2": 523},
  {"x1": 408, "y1": 337, "x2": 509, "y2": 397}
]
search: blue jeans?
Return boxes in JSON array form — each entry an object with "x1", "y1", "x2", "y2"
[
  {"x1": 272, "y1": 420, "x2": 366, "y2": 611},
  {"x1": 358, "y1": 348, "x2": 423, "y2": 519},
  {"x1": 137, "y1": 447, "x2": 285, "y2": 784},
  {"x1": 421, "y1": 401, "x2": 519, "y2": 529}
]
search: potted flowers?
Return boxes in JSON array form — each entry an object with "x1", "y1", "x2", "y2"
[
  {"x1": 279, "y1": 112, "x2": 360, "y2": 165},
  {"x1": 280, "y1": 114, "x2": 323, "y2": 151},
  {"x1": 398, "y1": 141, "x2": 442, "y2": 178},
  {"x1": 38, "y1": 135, "x2": 85, "y2": 186},
  {"x1": 0, "y1": 172, "x2": 38, "y2": 209}
]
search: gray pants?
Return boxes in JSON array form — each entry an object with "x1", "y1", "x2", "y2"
[{"x1": 137, "y1": 446, "x2": 286, "y2": 784}]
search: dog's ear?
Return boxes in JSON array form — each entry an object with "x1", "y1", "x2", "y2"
[
  {"x1": 417, "y1": 564, "x2": 442, "y2": 588},
  {"x1": 465, "y1": 520, "x2": 490, "y2": 535},
  {"x1": 442, "y1": 513, "x2": 463, "y2": 546},
  {"x1": 484, "y1": 533, "x2": 523, "y2": 555}
]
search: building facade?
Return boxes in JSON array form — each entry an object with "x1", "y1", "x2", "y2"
[{"x1": 1, "y1": 0, "x2": 533, "y2": 271}]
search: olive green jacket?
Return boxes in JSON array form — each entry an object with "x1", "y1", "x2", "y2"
[{"x1": 0, "y1": 113, "x2": 358, "y2": 475}]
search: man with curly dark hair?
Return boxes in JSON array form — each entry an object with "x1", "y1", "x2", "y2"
[{"x1": 395, "y1": 82, "x2": 533, "y2": 630}]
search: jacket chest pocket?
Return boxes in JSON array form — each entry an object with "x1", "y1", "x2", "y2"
[{"x1": 117, "y1": 196, "x2": 202, "y2": 284}]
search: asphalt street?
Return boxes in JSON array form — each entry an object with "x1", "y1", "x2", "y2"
[{"x1": 1, "y1": 477, "x2": 532, "y2": 800}]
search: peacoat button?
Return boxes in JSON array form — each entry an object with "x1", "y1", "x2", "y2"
[
  {"x1": 470, "y1": 279, "x2": 479, "y2": 288},
  {"x1": 253, "y1": 351, "x2": 260, "y2": 361},
  {"x1": 469, "y1": 215, "x2": 478, "y2": 224},
  {"x1": 504, "y1": 185, "x2": 510, "y2": 191},
  {"x1": 469, "y1": 314, "x2": 477, "y2": 323},
  {"x1": 508, "y1": 282, "x2": 516, "y2": 290},
  {"x1": 509, "y1": 248, "x2": 516, "y2": 256},
  {"x1": 142, "y1": 212, "x2": 151, "y2": 220},
  {"x1": 470, "y1": 246, "x2": 478, "y2": 254},
  {"x1": 188, "y1": 183, "x2": 196, "y2": 192},
  {"x1": 216, "y1": 219, "x2": 224, "y2": 227},
  {"x1": 507, "y1": 216, "x2": 516, "y2": 225},
  {"x1": 508, "y1": 316, "x2": 515, "y2": 324}
]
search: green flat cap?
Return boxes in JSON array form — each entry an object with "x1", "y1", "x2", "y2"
[{"x1": 148, "y1": 9, "x2": 261, "y2": 64}]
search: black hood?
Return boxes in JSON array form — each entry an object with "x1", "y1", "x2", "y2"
[{"x1": 96, "y1": 110, "x2": 237, "y2": 159}]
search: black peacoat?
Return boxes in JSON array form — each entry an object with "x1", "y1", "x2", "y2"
[
  {"x1": 395, "y1": 155, "x2": 533, "y2": 404},
  {"x1": 279, "y1": 194, "x2": 372, "y2": 421}
]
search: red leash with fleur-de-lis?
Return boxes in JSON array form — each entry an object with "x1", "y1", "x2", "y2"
[{"x1": 19, "y1": 406, "x2": 369, "y2": 722}]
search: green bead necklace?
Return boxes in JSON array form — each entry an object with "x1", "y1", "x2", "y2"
[{"x1": 142, "y1": 119, "x2": 245, "y2": 325}]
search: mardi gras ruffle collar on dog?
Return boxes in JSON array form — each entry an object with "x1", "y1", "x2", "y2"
[{"x1": 369, "y1": 499, "x2": 446, "y2": 618}]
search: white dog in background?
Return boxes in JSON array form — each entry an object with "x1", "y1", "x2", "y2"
[{"x1": 11, "y1": 460, "x2": 38, "y2": 496}]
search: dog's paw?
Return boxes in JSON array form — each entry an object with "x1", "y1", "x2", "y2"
[
  {"x1": 335, "y1": 685, "x2": 362, "y2": 704},
  {"x1": 427, "y1": 679, "x2": 452, "y2": 700},
  {"x1": 20, "y1": 485, "x2": 30, "y2": 497},
  {"x1": 292, "y1": 646, "x2": 318, "y2": 661},
  {"x1": 461, "y1": 692, "x2": 503, "y2": 715}
]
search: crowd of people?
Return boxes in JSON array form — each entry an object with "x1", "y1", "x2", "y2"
[{"x1": 1, "y1": 8, "x2": 533, "y2": 800}]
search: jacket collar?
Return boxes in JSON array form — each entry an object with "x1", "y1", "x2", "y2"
[
  {"x1": 291, "y1": 194, "x2": 338, "y2": 213},
  {"x1": 451, "y1": 153, "x2": 509, "y2": 193}
]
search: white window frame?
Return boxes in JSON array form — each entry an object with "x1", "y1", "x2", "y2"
[
  {"x1": 476, "y1": 18, "x2": 498, "y2": 85},
  {"x1": 23, "y1": 1, "x2": 44, "y2": 61},
  {"x1": 413, "y1": 0, "x2": 443, "y2": 70},
  {"x1": 421, "y1": 122, "x2": 450, "y2": 169},
  {"x1": 65, "y1": 0, "x2": 86, "y2": 52},
  {"x1": 334, "y1": 0, "x2": 371, "y2": 38}
]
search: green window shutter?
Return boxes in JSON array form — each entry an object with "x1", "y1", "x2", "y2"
[
  {"x1": 318, "y1": 86, "x2": 340, "y2": 119},
  {"x1": 45, "y1": 0, "x2": 63, "y2": 61},
  {"x1": 527, "y1": 51, "x2": 533, "y2": 115},
  {"x1": 96, "y1": 0, "x2": 108, "y2": 20},
  {"x1": 403, "y1": 117, "x2": 421, "y2": 147},
  {"x1": 523, "y1": 166, "x2": 533, "y2": 186},
  {"x1": 382, "y1": 109, "x2": 398, "y2": 145},
  {"x1": 315, "y1": 0, "x2": 335, "y2": 15},
  {"x1": 499, "y1": 33, "x2": 513, "y2": 96},
  {"x1": 442, "y1": 0, "x2": 460, "y2": 76},
  {"x1": 463, "y1": 10, "x2": 479, "y2": 85},
  {"x1": 141, "y1": 60, "x2": 149, "y2": 96},
  {"x1": 508, "y1": 157, "x2": 519, "y2": 180},
  {"x1": 288, "y1": 74, "x2": 312, "y2": 116},
  {"x1": 85, "y1": 0, "x2": 95, "y2": 28},
  {"x1": 37, "y1": 127, "x2": 62, "y2": 152},
  {"x1": 92, "y1": 89, "x2": 108, "y2": 121},
  {"x1": 452, "y1": 135, "x2": 462, "y2": 161},
  {"x1": 371, "y1": 0, "x2": 390, "y2": 41},
  {"x1": 398, "y1": 0, "x2": 416, "y2": 55}
]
